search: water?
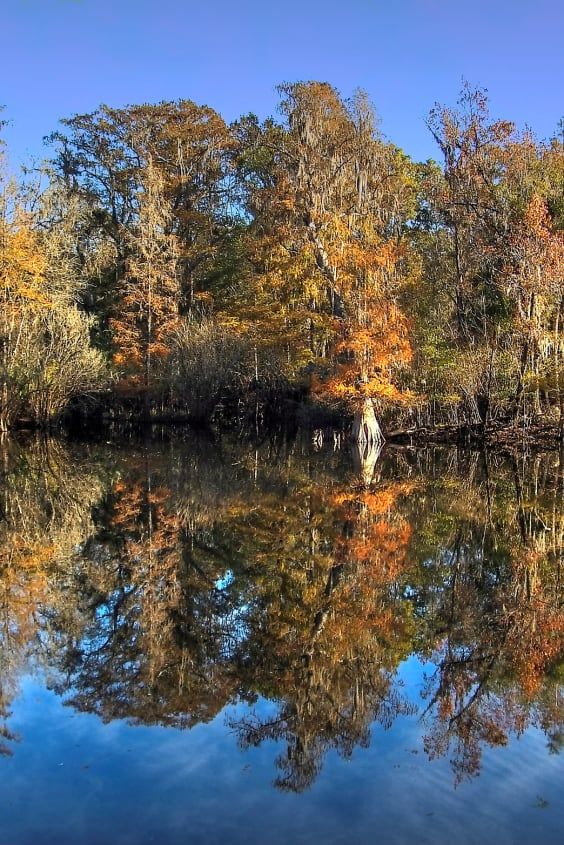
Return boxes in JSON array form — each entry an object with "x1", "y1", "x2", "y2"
[{"x1": 0, "y1": 433, "x2": 562, "y2": 844}]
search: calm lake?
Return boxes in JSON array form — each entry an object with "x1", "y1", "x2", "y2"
[{"x1": 0, "y1": 432, "x2": 562, "y2": 844}]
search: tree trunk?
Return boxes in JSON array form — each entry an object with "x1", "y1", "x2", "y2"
[
  {"x1": 351, "y1": 438, "x2": 383, "y2": 488},
  {"x1": 351, "y1": 398, "x2": 385, "y2": 487},
  {"x1": 351, "y1": 397, "x2": 384, "y2": 449}
]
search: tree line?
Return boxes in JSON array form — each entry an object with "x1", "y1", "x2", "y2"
[{"x1": 1, "y1": 82, "x2": 563, "y2": 439}]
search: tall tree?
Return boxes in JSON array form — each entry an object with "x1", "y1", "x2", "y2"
[
  {"x1": 47, "y1": 100, "x2": 234, "y2": 355},
  {"x1": 235, "y1": 83, "x2": 417, "y2": 444},
  {"x1": 111, "y1": 156, "x2": 180, "y2": 410}
]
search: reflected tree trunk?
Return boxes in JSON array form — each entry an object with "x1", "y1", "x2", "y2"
[{"x1": 351, "y1": 437, "x2": 383, "y2": 488}]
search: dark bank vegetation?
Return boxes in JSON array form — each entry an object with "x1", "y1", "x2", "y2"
[{"x1": 1, "y1": 83, "x2": 563, "y2": 442}]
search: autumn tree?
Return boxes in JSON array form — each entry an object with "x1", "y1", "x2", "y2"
[
  {"x1": 426, "y1": 85, "x2": 516, "y2": 339},
  {"x1": 415, "y1": 86, "x2": 564, "y2": 433},
  {"x1": 0, "y1": 163, "x2": 107, "y2": 429},
  {"x1": 0, "y1": 82, "x2": 559, "y2": 436},
  {"x1": 47, "y1": 101, "x2": 234, "y2": 321},
  {"x1": 2, "y1": 434, "x2": 561, "y2": 787},
  {"x1": 405, "y1": 448, "x2": 564, "y2": 782},
  {"x1": 110, "y1": 156, "x2": 180, "y2": 410},
  {"x1": 233, "y1": 83, "x2": 417, "y2": 445},
  {"x1": 0, "y1": 437, "x2": 109, "y2": 750},
  {"x1": 500, "y1": 193, "x2": 564, "y2": 423}
]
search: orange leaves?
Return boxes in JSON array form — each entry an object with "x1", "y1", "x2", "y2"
[
  {"x1": 361, "y1": 240, "x2": 402, "y2": 274},
  {"x1": 523, "y1": 194, "x2": 550, "y2": 232},
  {"x1": 332, "y1": 482, "x2": 415, "y2": 515},
  {"x1": 317, "y1": 287, "x2": 413, "y2": 408},
  {"x1": 234, "y1": 82, "x2": 418, "y2": 412},
  {"x1": 504, "y1": 549, "x2": 564, "y2": 700},
  {"x1": 511, "y1": 194, "x2": 564, "y2": 282},
  {"x1": 330, "y1": 481, "x2": 414, "y2": 585},
  {"x1": 1, "y1": 537, "x2": 56, "y2": 574},
  {"x1": 318, "y1": 343, "x2": 414, "y2": 407},
  {"x1": 361, "y1": 379, "x2": 409, "y2": 402},
  {"x1": 499, "y1": 192, "x2": 564, "y2": 375}
]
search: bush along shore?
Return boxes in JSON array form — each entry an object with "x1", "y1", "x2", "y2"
[{"x1": 1, "y1": 82, "x2": 563, "y2": 444}]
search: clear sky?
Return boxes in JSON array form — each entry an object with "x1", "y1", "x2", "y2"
[{"x1": 3, "y1": 0, "x2": 563, "y2": 169}]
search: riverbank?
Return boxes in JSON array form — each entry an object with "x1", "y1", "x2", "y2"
[{"x1": 6, "y1": 392, "x2": 564, "y2": 451}]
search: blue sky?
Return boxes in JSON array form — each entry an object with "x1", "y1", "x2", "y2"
[{"x1": 3, "y1": 0, "x2": 563, "y2": 169}]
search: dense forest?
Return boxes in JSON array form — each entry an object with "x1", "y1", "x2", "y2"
[{"x1": 1, "y1": 82, "x2": 563, "y2": 442}]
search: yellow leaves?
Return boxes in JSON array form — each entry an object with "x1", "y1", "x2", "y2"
[
  {"x1": 359, "y1": 484, "x2": 415, "y2": 514},
  {"x1": 336, "y1": 328, "x2": 373, "y2": 354},
  {"x1": 328, "y1": 480, "x2": 415, "y2": 589},
  {"x1": 2, "y1": 537, "x2": 56, "y2": 573},
  {"x1": 193, "y1": 290, "x2": 214, "y2": 306},
  {"x1": 505, "y1": 546, "x2": 564, "y2": 700},
  {"x1": 231, "y1": 86, "x2": 419, "y2": 412},
  {"x1": 310, "y1": 294, "x2": 414, "y2": 409},
  {"x1": 359, "y1": 378, "x2": 410, "y2": 402},
  {"x1": 319, "y1": 357, "x2": 414, "y2": 406},
  {"x1": 367, "y1": 240, "x2": 402, "y2": 274},
  {"x1": 0, "y1": 220, "x2": 51, "y2": 309},
  {"x1": 3, "y1": 226, "x2": 45, "y2": 278}
]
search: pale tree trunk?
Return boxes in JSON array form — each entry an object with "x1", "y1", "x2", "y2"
[
  {"x1": 351, "y1": 438, "x2": 383, "y2": 488},
  {"x1": 351, "y1": 397, "x2": 384, "y2": 449},
  {"x1": 351, "y1": 397, "x2": 385, "y2": 487}
]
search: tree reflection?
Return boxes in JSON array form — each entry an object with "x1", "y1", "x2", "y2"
[
  {"x1": 227, "y1": 468, "x2": 416, "y2": 791},
  {"x1": 0, "y1": 435, "x2": 562, "y2": 788},
  {"x1": 408, "y1": 449, "x2": 564, "y2": 782},
  {"x1": 0, "y1": 436, "x2": 109, "y2": 754}
]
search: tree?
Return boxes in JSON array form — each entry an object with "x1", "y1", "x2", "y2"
[
  {"x1": 47, "y1": 100, "x2": 234, "y2": 317},
  {"x1": 501, "y1": 194, "x2": 564, "y2": 423},
  {"x1": 111, "y1": 156, "x2": 180, "y2": 412},
  {"x1": 234, "y1": 83, "x2": 418, "y2": 445},
  {"x1": 419, "y1": 85, "x2": 564, "y2": 430},
  {"x1": 426, "y1": 84, "x2": 514, "y2": 341},
  {"x1": 0, "y1": 168, "x2": 107, "y2": 429}
]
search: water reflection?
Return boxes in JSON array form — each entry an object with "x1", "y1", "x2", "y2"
[{"x1": 0, "y1": 434, "x2": 562, "y2": 790}]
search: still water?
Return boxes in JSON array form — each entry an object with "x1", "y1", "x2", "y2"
[{"x1": 0, "y1": 433, "x2": 562, "y2": 844}]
